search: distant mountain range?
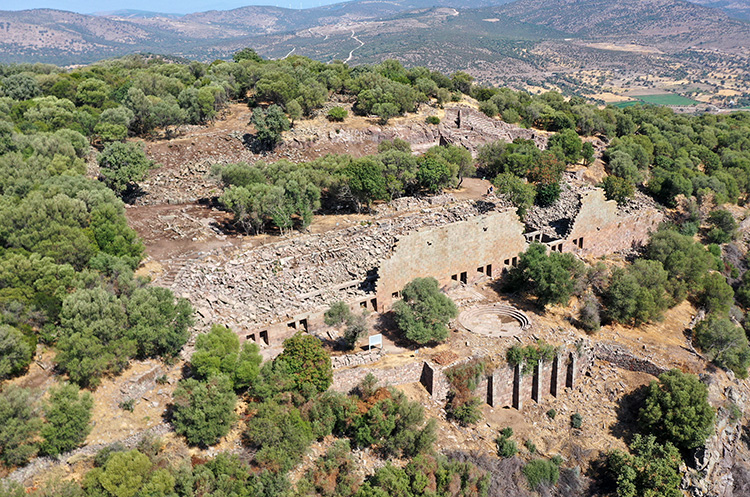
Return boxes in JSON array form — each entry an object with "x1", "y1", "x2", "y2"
[
  {"x1": 689, "y1": 0, "x2": 750, "y2": 20},
  {"x1": 0, "y1": 0, "x2": 747, "y2": 75}
]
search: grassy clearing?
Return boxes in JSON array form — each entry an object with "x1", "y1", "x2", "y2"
[
  {"x1": 636, "y1": 93, "x2": 700, "y2": 106},
  {"x1": 610, "y1": 101, "x2": 639, "y2": 108}
]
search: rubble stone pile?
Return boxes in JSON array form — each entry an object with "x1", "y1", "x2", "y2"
[{"x1": 168, "y1": 199, "x2": 503, "y2": 332}]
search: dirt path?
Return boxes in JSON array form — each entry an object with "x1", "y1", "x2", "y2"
[{"x1": 345, "y1": 30, "x2": 365, "y2": 63}]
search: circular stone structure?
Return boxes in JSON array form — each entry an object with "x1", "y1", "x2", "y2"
[{"x1": 458, "y1": 303, "x2": 531, "y2": 338}]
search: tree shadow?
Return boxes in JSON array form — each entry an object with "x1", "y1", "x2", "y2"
[
  {"x1": 374, "y1": 311, "x2": 420, "y2": 351},
  {"x1": 610, "y1": 384, "x2": 649, "y2": 442},
  {"x1": 122, "y1": 183, "x2": 148, "y2": 205},
  {"x1": 585, "y1": 451, "x2": 616, "y2": 496}
]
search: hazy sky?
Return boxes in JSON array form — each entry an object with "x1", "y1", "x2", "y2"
[{"x1": 0, "y1": 0, "x2": 341, "y2": 14}]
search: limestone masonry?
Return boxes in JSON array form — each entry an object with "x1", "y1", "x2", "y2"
[{"x1": 161, "y1": 182, "x2": 663, "y2": 353}]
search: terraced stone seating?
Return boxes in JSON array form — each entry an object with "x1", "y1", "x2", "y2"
[{"x1": 457, "y1": 303, "x2": 531, "y2": 338}]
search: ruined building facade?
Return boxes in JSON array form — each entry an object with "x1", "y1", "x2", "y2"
[{"x1": 166, "y1": 187, "x2": 663, "y2": 353}]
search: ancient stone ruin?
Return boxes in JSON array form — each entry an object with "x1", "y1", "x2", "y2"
[
  {"x1": 161, "y1": 182, "x2": 663, "y2": 355},
  {"x1": 294, "y1": 105, "x2": 548, "y2": 156}
]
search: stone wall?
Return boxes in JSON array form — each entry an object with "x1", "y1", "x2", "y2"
[
  {"x1": 563, "y1": 190, "x2": 663, "y2": 258},
  {"x1": 168, "y1": 198, "x2": 496, "y2": 347},
  {"x1": 330, "y1": 360, "x2": 425, "y2": 395},
  {"x1": 304, "y1": 105, "x2": 548, "y2": 157},
  {"x1": 376, "y1": 208, "x2": 527, "y2": 310},
  {"x1": 330, "y1": 345, "x2": 595, "y2": 410},
  {"x1": 593, "y1": 342, "x2": 670, "y2": 377},
  {"x1": 172, "y1": 183, "x2": 662, "y2": 350}
]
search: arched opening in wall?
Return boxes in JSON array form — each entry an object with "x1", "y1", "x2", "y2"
[
  {"x1": 259, "y1": 330, "x2": 269, "y2": 346},
  {"x1": 486, "y1": 264, "x2": 493, "y2": 277},
  {"x1": 299, "y1": 319, "x2": 308, "y2": 332},
  {"x1": 246, "y1": 333, "x2": 256, "y2": 343},
  {"x1": 460, "y1": 272, "x2": 467, "y2": 284},
  {"x1": 565, "y1": 353, "x2": 575, "y2": 389},
  {"x1": 370, "y1": 298, "x2": 377, "y2": 310}
]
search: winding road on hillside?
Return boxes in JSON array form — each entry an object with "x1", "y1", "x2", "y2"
[{"x1": 345, "y1": 30, "x2": 365, "y2": 63}]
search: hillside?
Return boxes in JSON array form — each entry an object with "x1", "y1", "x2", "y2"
[
  {"x1": 690, "y1": 0, "x2": 750, "y2": 20},
  {"x1": 1, "y1": 0, "x2": 748, "y2": 63},
  {"x1": 2, "y1": 51, "x2": 750, "y2": 497},
  {"x1": 1, "y1": 0, "x2": 749, "y2": 107},
  {"x1": 493, "y1": 0, "x2": 750, "y2": 51}
]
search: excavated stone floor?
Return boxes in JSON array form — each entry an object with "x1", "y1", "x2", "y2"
[{"x1": 457, "y1": 303, "x2": 531, "y2": 338}]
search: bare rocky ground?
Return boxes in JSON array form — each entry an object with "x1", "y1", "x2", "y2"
[{"x1": 7, "y1": 101, "x2": 750, "y2": 496}]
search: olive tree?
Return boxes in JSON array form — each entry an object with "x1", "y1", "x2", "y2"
[
  {"x1": 393, "y1": 277, "x2": 458, "y2": 345},
  {"x1": 98, "y1": 142, "x2": 154, "y2": 196},
  {"x1": 639, "y1": 369, "x2": 715, "y2": 451}
]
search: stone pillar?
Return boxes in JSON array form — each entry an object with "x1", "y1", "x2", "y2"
[
  {"x1": 512, "y1": 363, "x2": 523, "y2": 410},
  {"x1": 566, "y1": 353, "x2": 576, "y2": 389}
]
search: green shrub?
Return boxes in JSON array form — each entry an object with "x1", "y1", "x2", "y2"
[
  {"x1": 602, "y1": 175, "x2": 634, "y2": 205},
  {"x1": 363, "y1": 453, "x2": 489, "y2": 497},
  {"x1": 343, "y1": 311, "x2": 368, "y2": 349},
  {"x1": 505, "y1": 242, "x2": 585, "y2": 308},
  {"x1": 604, "y1": 259, "x2": 670, "y2": 325},
  {"x1": 524, "y1": 439, "x2": 537, "y2": 454},
  {"x1": 447, "y1": 396, "x2": 483, "y2": 426},
  {"x1": 171, "y1": 375, "x2": 237, "y2": 446},
  {"x1": 522, "y1": 458, "x2": 560, "y2": 491},
  {"x1": 324, "y1": 301, "x2": 351, "y2": 326},
  {"x1": 327, "y1": 107, "x2": 348, "y2": 122},
  {"x1": 349, "y1": 388, "x2": 436, "y2": 457},
  {"x1": 393, "y1": 277, "x2": 457, "y2": 345},
  {"x1": 506, "y1": 341, "x2": 557, "y2": 374},
  {"x1": 276, "y1": 333, "x2": 332, "y2": 393},
  {"x1": 119, "y1": 399, "x2": 135, "y2": 412},
  {"x1": 40, "y1": 383, "x2": 93, "y2": 456},
  {"x1": 639, "y1": 369, "x2": 715, "y2": 451},
  {"x1": 98, "y1": 141, "x2": 154, "y2": 196},
  {"x1": 425, "y1": 116, "x2": 440, "y2": 125},
  {"x1": 0, "y1": 386, "x2": 42, "y2": 467},
  {"x1": 694, "y1": 316, "x2": 750, "y2": 378},
  {"x1": 93, "y1": 443, "x2": 126, "y2": 467},
  {"x1": 0, "y1": 325, "x2": 33, "y2": 379},
  {"x1": 729, "y1": 403, "x2": 743, "y2": 424},
  {"x1": 493, "y1": 172, "x2": 536, "y2": 217},
  {"x1": 535, "y1": 182, "x2": 560, "y2": 206},
  {"x1": 245, "y1": 400, "x2": 314, "y2": 472},
  {"x1": 546, "y1": 408, "x2": 557, "y2": 419},
  {"x1": 497, "y1": 436, "x2": 517, "y2": 458},
  {"x1": 707, "y1": 209, "x2": 737, "y2": 244},
  {"x1": 190, "y1": 324, "x2": 262, "y2": 390},
  {"x1": 571, "y1": 412, "x2": 583, "y2": 429},
  {"x1": 698, "y1": 273, "x2": 734, "y2": 315},
  {"x1": 607, "y1": 434, "x2": 681, "y2": 497}
]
